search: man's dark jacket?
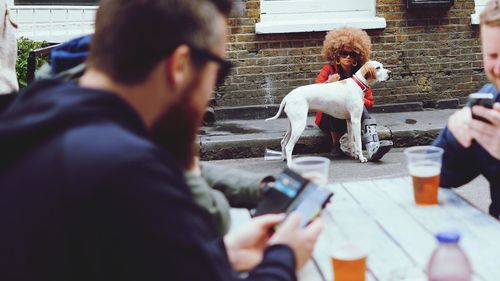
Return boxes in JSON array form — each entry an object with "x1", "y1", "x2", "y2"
[
  {"x1": 0, "y1": 79, "x2": 295, "y2": 280},
  {"x1": 433, "y1": 83, "x2": 500, "y2": 218}
]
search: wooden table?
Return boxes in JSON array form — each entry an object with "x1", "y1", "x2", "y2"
[{"x1": 298, "y1": 176, "x2": 500, "y2": 281}]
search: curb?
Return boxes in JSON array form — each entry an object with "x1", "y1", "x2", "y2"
[
  {"x1": 199, "y1": 125, "x2": 441, "y2": 160},
  {"x1": 199, "y1": 104, "x2": 455, "y2": 160},
  {"x1": 213, "y1": 102, "x2": 425, "y2": 121}
]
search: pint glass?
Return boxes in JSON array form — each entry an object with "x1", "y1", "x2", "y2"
[
  {"x1": 404, "y1": 146, "x2": 444, "y2": 205},
  {"x1": 290, "y1": 156, "x2": 330, "y2": 185},
  {"x1": 331, "y1": 243, "x2": 366, "y2": 281}
]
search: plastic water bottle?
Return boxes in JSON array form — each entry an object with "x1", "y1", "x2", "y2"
[{"x1": 427, "y1": 231, "x2": 472, "y2": 281}]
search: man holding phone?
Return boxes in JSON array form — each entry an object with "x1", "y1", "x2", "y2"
[
  {"x1": 433, "y1": 0, "x2": 500, "y2": 218},
  {"x1": 0, "y1": 0, "x2": 324, "y2": 279}
]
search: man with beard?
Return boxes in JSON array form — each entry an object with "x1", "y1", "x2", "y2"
[
  {"x1": 33, "y1": 32, "x2": 273, "y2": 236},
  {"x1": 0, "y1": 0, "x2": 323, "y2": 280},
  {"x1": 433, "y1": 0, "x2": 500, "y2": 218}
]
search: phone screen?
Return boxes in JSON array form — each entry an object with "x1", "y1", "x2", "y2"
[
  {"x1": 252, "y1": 168, "x2": 308, "y2": 217},
  {"x1": 288, "y1": 183, "x2": 333, "y2": 227},
  {"x1": 274, "y1": 169, "x2": 306, "y2": 198}
]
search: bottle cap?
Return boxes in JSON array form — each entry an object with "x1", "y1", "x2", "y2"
[{"x1": 436, "y1": 230, "x2": 460, "y2": 243}]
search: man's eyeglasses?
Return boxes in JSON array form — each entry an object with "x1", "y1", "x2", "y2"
[
  {"x1": 188, "y1": 45, "x2": 232, "y2": 87},
  {"x1": 339, "y1": 51, "x2": 358, "y2": 58}
]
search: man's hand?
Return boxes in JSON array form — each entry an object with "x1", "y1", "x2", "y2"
[
  {"x1": 448, "y1": 106, "x2": 473, "y2": 148},
  {"x1": 224, "y1": 213, "x2": 285, "y2": 271},
  {"x1": 269, "y1": 212, "x2": 323, "y2": 269},
  {"x1": 469, "y1": 102, "x2": 500, "y2": 160}
]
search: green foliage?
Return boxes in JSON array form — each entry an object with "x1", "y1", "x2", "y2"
[{"x1": 16, "y1": 37, "x2": 51, "y2": 88}]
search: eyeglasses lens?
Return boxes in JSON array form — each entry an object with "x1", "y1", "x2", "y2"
[
  {"x1": 340, "y1": 51, "x2": 357, "y2": 58},
  {"x1": 188, "y1": 44, "x2": 232, "y2": 88}
]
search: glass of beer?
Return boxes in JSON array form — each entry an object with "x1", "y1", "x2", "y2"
[
  {"x1": 404, "y1": 146, "x2": 444, "y2": 205},
  {"x1": 290, "y1": 156, "x2": 330, "y2": 185},
  {"x1": 331, "y1": 242, "x2": 367, "y2": 281}
]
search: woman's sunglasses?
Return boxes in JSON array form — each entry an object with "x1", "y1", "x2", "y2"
[
  {"x1": 188, "y1": 45, "x2": 232, "y2": 87},
  {"x1": 339, "y1": 51, "x2": 358, "y2": 58}
]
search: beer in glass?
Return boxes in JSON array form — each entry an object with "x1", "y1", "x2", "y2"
[
  {"x1": 404, "y1": 146, "x2": 444, "y2": 205},
  {"x1": 331, "y1": 243, "x2": 366, "y2": 281},
  {"x1": 409, "y1": 163, "x2": 440, "y2": 205}
]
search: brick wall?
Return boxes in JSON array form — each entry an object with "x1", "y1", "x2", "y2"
[{"x1": 216, "y1": 0, "x2": 487, "y2": 108}]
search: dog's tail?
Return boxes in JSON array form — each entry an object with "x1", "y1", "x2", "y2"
[{"x1": 265, "y1": 97, "x2": 286, "y2": 121}]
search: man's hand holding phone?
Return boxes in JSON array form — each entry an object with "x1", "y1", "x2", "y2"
[
  {"x1": 224, "y1": 213, "x2": 286, "y2": 271},
  {"x1": 469, "y1": 101, "x2": 500, "y2": 159},
  {"x1": 224, "y1": 212, "x2": 323, "y2": 272},
  {"x1": 269, "y1": 212, "x2": 323, "y2": 269},
  {"x1": 244, "y1": 169, "x2": 330, "y2": 270},
  {"x1": 466, "y1": 93, "x2": 494, "y2": 124},
  {"x1": 448, "y1": 92, "x2": 500, "y2": 159}
]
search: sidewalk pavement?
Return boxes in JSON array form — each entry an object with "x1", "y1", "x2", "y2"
[{"x1": 199, "y1": 108, "x2": 457, "y2": 160}]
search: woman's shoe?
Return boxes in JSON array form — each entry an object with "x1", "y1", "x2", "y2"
[
  {"x1": 362, "y1": 117, "x2": 393, "y2": 161},
  {"x1": 366, "y1": 140, "x2": 393, "y2": 161}
]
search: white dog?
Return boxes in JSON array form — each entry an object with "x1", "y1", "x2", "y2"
[{"x1": 266, "y1": 60, "x2": 391, "y2": 167}]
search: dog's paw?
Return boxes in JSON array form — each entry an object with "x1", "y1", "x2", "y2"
[{"x1": 359, "y1": 156, "x2": 368, "y2": 163}]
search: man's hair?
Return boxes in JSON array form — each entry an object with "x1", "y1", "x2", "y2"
[
  {"x1": 87, "y1": 0, "x2": 233, "y2": 85},
  {"x1": 480, "y1": 0, "x2": 500, "y2": 26}
]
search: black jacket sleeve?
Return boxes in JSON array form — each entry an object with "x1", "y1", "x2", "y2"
[{"x1": 432, "y1": 127, "x2": 481, "y2": 188}]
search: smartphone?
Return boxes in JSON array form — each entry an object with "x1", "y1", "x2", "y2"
[
  {"x1": 286, "y1": 182, "x2": 333, "y2": 227},
  {"x1": 466, "y1": 93, "x2": 494, "y2": 124},
  {"x1": 253, "y1": 168, "x2": 309, "y2": 216}
]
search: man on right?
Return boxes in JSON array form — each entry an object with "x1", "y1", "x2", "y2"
[{"x1": 433, "y1": 0, "x2": 500, "y2": 218}]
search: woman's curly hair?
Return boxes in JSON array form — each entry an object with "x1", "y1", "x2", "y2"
[{"x1": 322, "y1": 27, "x2": 372, "y2": 65}]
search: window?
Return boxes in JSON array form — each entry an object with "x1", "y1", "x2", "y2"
[
  {"x1": 9, "y1": 3, "x2": 97, "y2": 42},
  {"x1": 471, "y1": 0, "x2": 488, "y2": 25},
  {"x1": 256, "y1": 0, "x2": 386, "y2": 34}
]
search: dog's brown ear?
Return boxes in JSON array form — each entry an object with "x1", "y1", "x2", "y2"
[{"x1": 364, "y1": 66, "x2": 376, "y2": 81}]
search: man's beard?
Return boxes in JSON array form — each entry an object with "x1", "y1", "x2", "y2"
[{"x1": 150, "y1": 81, "x2": 205, "y2": 170}]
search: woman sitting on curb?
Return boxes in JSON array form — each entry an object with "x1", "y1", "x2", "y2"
[{"x1": 315, "y1": 27, "x2": 392, "y2": 161}]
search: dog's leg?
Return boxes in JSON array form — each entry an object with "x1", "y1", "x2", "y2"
[
  {"x1": 345, "y1": 120, "x2": 356, "y2": 159},
  {"x1": 351, "y1": 119, "x2": 367, "y2": 163},
  {"x1": 281, "y1": 120, "x2": 291, "y2": 161},
  {"x1": 285, "y1": 121, "x2": 306, "y2": 167},
  {"x1": 284, "y1": 107, "x2": 308, "y2": 167}
]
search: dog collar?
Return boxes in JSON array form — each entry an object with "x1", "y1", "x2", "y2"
[{"x1": 352, "y1": 75, "x2": 370, "y2": 93}]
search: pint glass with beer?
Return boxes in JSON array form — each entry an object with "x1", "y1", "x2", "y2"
[
  {"x1": 331, "y1": 243, "x2": 367, "y2": 281},
  {"x1": 404, "y1": 146, "x2": 444, "y2": 205}
]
